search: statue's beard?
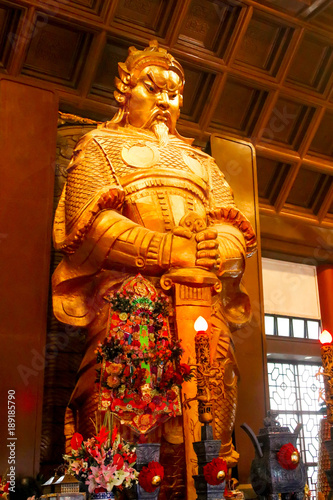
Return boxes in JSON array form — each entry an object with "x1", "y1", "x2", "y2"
[{"x1": 151, "y1": 120, "x2": 170, "y2": 147}]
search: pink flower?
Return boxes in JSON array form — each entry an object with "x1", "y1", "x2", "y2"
[
  {"x1": 86, "y1": 465, "x2": 100, "y2": 493},
  {"x1": 94, "y1": 447, "x2": 106, "y2": 465}
]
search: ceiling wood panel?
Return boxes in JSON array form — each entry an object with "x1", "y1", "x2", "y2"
[
  {"x1": 112, "y1": 0, "x2": 176, "y2": 38},
  {"x1": 22, "y1": 16, "x2": 93, "y2": 87},
  {"x1": 211, "y1": 76, "x2": 269, "y2": 135},
  {"x1": 90, "y1": 36, "x2": 140, "y2": 101},
  {"x1": 0, "y1": 4, "x2": 22, "y2": 70},
  {"x1": 1, "y1": 0, "x2": 332, "y2": 229},
  {"x1": 286, "y1": 31, "x2": 333, "y2": 94},
  {"x1": 179, "y1": 62, "x2": 216, "y2": 123},
  {"x1": 261, "y1": 0, "x2": 310, "y2": 16},
  {"x1": 176, "y1": 0, "x2": 241, "y2": 58},
  {"x1": 308, "y1": 110, "x2": 333, "y2": 158},
  {"x1": 233, "y1": 11, "x2": 294, "y2": 77},
  {"x1": 310, "y1": 1, "x2": 333, "y2": 28},
  {"x1": 257, "y1": 156, "x2": 292, "y2": 207},
  {"x1": 39, "y1": 0, "x2": 109, "y2": 17},
  {"x1": 285, "y1": 167, "x2": 331, "y2": 210},
  {"x1": 260, "y1": 96, "x2": 316, "y2": 151}
]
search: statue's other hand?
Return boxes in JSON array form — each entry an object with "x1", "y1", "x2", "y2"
[
  {"x1": 195, "y1": 229, "x2": 220, "y2": 271},
  {"x1": 169, "y1": 226, "x2": 220, "y2": 271}
]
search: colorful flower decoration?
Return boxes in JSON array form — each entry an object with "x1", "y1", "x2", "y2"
[
  {"x1": 0, "y1": 481, "x2": 9, "y2": 500},
  {"x1": 203, "y1": 457, "x2": 228, "y2": 486},
  {"x1": 64, "y1": 426, "x2": 138, "y2": 494},
  {"x1": 277, "y1": 443, "x2": 300, "y2": 470},
  {"x1": 95, "y1": 275, "x2": 194, "y2": 434},
  {"x1": 138, "y1": 461, "x2": 164, "y2": 493}
]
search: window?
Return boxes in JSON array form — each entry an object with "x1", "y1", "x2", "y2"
[
  {"x1": 262, "y1": 259, "x2": 323, "y2": 495},
  {"x1": 265, "y1": 314, "x2": 321, "y2": 339},
  {"x1": 267, "y1": 361, "x2": 324, "y2": 493}
]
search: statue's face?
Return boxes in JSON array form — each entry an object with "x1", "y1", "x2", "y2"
[{"x1": 127, "y1": 65, "x2": 182, "y2": 134}]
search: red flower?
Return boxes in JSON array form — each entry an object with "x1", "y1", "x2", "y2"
[
  {"x1": 173, "y1": 372, "x2": 183, "y2": 385},
  {"x1": 70, "y1": 432, "x2": 83, "y2": 450},
  {"x1": 106, "y1": 362, "x2": 123, "y2": 375},
  {"x1": 203, "y1": 457, "x2": 228, "y2": 485},
  {"x1": 111, "y1": 426, "x2": 118, "y2": 445},
  {"x1": 179, "y1": 363, "x2": 192, "y2": 380},
  {"x1": 90, "y1": 447, "x2": 99, "y2": 458},
  {"x1": 138, "y1": 461, "x2": 164, "y2": 492},
  {"x1": 167, "y1": 390, "x2": 177, "y2": 401},
  {"x1": 123, "y1": 366, "x2": 131, "y2": 377},
  {"x1": 94, "y1": 487, "x2": 107, "y2": 493},
  {"x1": 277, "y1": 443, "x2": 300, "y2": 470},
  {"x1": 94, "y1": 426, "x2": 110, "y2": 447},
  {"x1": 161, "y1": 365, "x2": 174, "y2": 383},
  {"x1": 113, "y1": 453, "x2": 124, "y2": 470},
  {"x1": 128, "y1": 452, "x2": 137, "y2": 465},
  {"x1": 107, "y1": 375, "x2": 121, "y2": 388},
  {"x1": 3, "y1": 484, "x2": 9, "y2": 493}
]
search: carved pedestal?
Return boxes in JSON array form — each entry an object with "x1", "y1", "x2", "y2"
[
  {"x1": 136, "y1": 444, "x2": 161, "y2": 500},
  {"x1": 193, "y1": 424, "x2": 225, "y2": 500}
]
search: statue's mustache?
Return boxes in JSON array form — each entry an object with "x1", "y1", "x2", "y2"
[{"x1": 142, "y1": 109, "x2": 172, "y2": 129}]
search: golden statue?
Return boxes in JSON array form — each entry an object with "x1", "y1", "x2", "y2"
[{"x1": 52, "y1": 40, "x2": 256, "y2": 498}]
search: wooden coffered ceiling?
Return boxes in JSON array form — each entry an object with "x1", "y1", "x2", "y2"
[{"x1": 1, "y1": 0, "x2": 333, "y2": 236}]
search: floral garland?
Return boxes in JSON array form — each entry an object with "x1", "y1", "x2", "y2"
[
  {"x1": 64, "y1": 426, "x2": 138, "y2": 494},
  {"x1": 96, "y1": 275, "x2": 192, "y2": 434}
]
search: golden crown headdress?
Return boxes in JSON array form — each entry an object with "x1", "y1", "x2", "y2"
[{"x1": 114, "y1": 40, "x2": 185, "y2": 106}]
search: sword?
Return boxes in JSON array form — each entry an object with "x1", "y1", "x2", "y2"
[{"x1": 161, "y1": 212, "x2": 221, "y2": 499}]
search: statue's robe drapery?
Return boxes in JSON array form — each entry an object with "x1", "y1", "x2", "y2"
[{"x1": 52, "y1": 123, "x2": 256, "y2": 462}]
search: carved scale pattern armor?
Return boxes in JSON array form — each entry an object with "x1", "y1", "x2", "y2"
[{"x1": 64, "y1": 125, "x2": 236, "y2": 234}]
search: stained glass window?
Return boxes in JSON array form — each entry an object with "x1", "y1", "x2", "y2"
[{"x1": 267, "y1": 361, "x2": 325, "y2": 494}]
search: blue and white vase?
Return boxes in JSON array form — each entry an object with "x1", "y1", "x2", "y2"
[{"x1": 91, "y1": 492, "x2": 115, "y2": 500}]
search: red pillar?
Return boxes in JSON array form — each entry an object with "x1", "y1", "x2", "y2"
[
  {"x1": 317, "y1": 265, "x2": 333, "y2": 333},
  {"x1": 0, "y1": 79, "x2": 58, "y2": 477}
]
